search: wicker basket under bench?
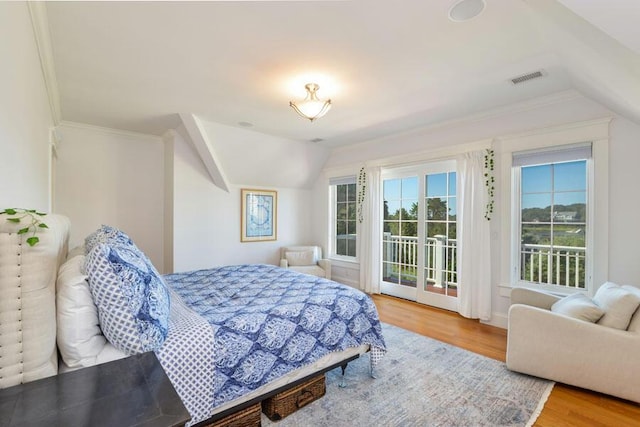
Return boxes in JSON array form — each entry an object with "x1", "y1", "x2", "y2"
[
  {"x1": 203, "y1": 402, "x2": 262, "y2": 427},
  {"x1": 202, "y1": 374, "x2": 326, "y2": 426},
  {"x1": 262, "y1": 374, "x2": 326, "y2": 421},
  {"x1": 195, "y1": 353, "x2": 359, "y2": 427}
]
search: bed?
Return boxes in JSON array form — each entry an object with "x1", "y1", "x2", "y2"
[{"x1": 0, "y1": 215, "x2": 386, "y2": 426}]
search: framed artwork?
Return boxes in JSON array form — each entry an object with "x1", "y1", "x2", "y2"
[{"x1": 241, "y1": 188, "x2": 277, "y2": 242}]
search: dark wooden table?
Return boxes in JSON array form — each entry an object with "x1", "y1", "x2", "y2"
[{"x1": 0, "y1": 352, "x2": 190, "y2": 427}]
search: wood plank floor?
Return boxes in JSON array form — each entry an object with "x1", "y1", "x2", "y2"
[{"x1": 372, "y1": 294, "x2": 640, "y2": 427}]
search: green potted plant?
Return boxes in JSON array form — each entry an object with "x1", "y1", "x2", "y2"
[{"x1": 0, "y1": 208, "x2": 48, "y2": 246}]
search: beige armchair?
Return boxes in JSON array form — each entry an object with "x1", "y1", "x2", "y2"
[
  {"x1": 507, "y1": 287, "x2": 640, "y2": 403},
  {"x1": 279, "y1": 246, "x2": 331, "y2": 279}
]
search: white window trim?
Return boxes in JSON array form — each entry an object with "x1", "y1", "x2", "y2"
[
  {"x1": 328, "y1": 176, "x2": 359, "y2": 262},
  {"x1": 497, "y1": 118, "x2": 610, "y2": 296},
  {"x1": 330, "y1": 254, "x2": 360, "y2": 265},
  {"x1": 510, "y1": 150, "x2": 592, "y2": 293}
]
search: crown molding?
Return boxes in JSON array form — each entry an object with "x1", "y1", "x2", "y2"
[
  {"x1": 28, "y1": 2, "x2": 61, "y2": 125},
  {"x1": 323, "y1": 138, "x2": 493, "y2": 177},
  {"x1": 496, "y1": 116, "x2": 612, "y2": 144},
  {"x1": 444, "y1": 89, "x2": 584, "y2": 128},
  {"x1": 162, "y1": 128, "x2": 179, "y2": 142},
  {"x1": 332, "y1": 90, "x2": 584, "y2": 154},
  {"x1": 58, "y1": 121, "x2": 163, "y2": 142}
]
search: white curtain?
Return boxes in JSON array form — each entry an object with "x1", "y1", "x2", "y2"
[
  {"x1": 456, "y1": 151, "x2": 492, "y2": 320},
  {"x1": 358, "y1": 167, "x2": 382, "y2": 294}
]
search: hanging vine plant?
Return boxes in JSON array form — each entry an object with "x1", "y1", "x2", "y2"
[
  {"x1": 483, "y1": 149, "x2": 495, "y2": 220},
  {"x1": 0, "y1": 208, "x2": 49, "y2": 246},
  {"x1": 357, "y1": 167, "x2": 366, "y2": 223}
]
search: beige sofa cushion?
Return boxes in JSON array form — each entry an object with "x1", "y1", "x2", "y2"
[
  {"x1": 551, "y1": 293, "x2": 604, "y2": 323},
  {"x1": 285, "y1": 250, "x2": 315, "y2": 266},
  {"x1": 594, "y1": 282, "x2": 640, "y2": 330}
]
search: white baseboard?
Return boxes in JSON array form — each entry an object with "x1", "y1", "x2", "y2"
[{"x1": 482, "y1": 312, "x2": 508, "y2": 329}]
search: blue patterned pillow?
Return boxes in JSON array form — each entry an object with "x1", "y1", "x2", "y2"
[
  {"x1": 85, "y1": 243, "x2": 170, "y2": 354},
  {"x1": 85, "y1": 225, "x2": 134, "y2": 254}
]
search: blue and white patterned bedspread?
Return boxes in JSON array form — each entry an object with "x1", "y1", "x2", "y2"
[{"x1": 159, "y1": 264, "x2": 386, "y2": 424}]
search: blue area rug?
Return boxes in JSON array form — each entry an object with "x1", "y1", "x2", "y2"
[{"x1": 263, "y1": 323, "x2": 553, "y2": 427}]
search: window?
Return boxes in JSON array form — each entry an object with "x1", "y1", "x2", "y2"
[
  {"x1": 330, "y1": 176, "x2": 357, "y2": 258},
  {"x1": 513, "y1": 144, "x2": 591, "y2": 290},
  {"x1": 382, "y1": 176, "x2": 419, "y2": 286},
  {"x1": 424, "y1": 171, "x2": 457, "y2": 292}
]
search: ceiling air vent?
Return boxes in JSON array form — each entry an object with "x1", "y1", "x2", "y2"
[
  {"x1": 510, "y1": 70, "x2": 544, "y2": 85},
  {"x1": 310, "y1": 138, "x2": 324, "y2": 143}
]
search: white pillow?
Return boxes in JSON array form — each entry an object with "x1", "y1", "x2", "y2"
[
  {"x1": 622, "y1": 285, "x2": 640, "y2": 332},
  {"x1": 551, "y1": 293, "x2": 604, "y2": 323},
  {"x1": 593, "y1": 282, "x2": 640, "y2": 330},
  {"x1": 286, "y1": 250, "x2": 315, "y2": 267},
  {"x1": 56, "y1": 255, "x2": 108, "y2": 368},
  {"x1": 66, "y1": 245, "x2": 86, "y2": 261}
]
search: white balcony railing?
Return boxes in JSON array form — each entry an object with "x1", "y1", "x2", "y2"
[
  {"x1": 381, "y1": 233, "x2": 457, "y2": 287},
  {"x1": 375, "y1": 234, "x2": 585, "y2": 290},
  {"x1": 520, "y1": 243, "x2": 586, "y2": 288}
]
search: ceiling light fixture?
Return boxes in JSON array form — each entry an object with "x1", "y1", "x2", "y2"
[{"x1": 289, "y1": 83, "x2": 332, "y2": 122}]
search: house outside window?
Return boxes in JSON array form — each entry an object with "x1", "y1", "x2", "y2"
[
  {"x1": 330, "y1": 176, "x2": 357, "y2": 259},
  {"x1": 512, "y1": 143, "x2": 592, "y2": 291}
]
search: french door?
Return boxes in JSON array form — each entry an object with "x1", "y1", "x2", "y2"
[{"x1": 380, "y1": 161, "x2": 458, "y2": 311}]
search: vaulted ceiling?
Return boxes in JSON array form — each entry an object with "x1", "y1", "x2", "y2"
[{"x1": 44, "y1": 0, "x2": 640, "y2": 148}]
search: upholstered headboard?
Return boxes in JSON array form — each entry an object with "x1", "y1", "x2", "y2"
[{"x1": 0, "y1": 213, "x2": 70, "y2": 388}]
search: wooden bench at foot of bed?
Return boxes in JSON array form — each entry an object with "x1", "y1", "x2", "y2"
[{"x1": 196, "y1": 354, "x2": 358, "y2": 427}]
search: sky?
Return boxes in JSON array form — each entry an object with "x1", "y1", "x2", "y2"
[{"x1": 521, "y1": 160, "x2": 586, "y2": 209}]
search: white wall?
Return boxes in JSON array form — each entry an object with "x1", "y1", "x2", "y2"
[
  {"x1": 608, "y1": 118, "x2": 640, "y2": 284},
  {"x1": 163, "y1": 132, "x2": 175, "y2": 273},
  {"x1": 0, "y1": 2, "x2": 55, "y2": 210},
  {"x1": 314, "y1": 91, "x2": 640, "y2": 327},
  {"x1": 325, "y1": 91, "x2": 607, "y2": 169},
  {"x1": 48, "y1": 116, "x2": 325, "y2": 274},
  {"x1": 54, "y1": 123, "x2": 165, "y2": 270},
  {"x1": 168, "y1": 127, "x2": 314, "y2": 273},
  {"x1": 199, "y1": 119, "x2": 330, "y2": 190}
]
